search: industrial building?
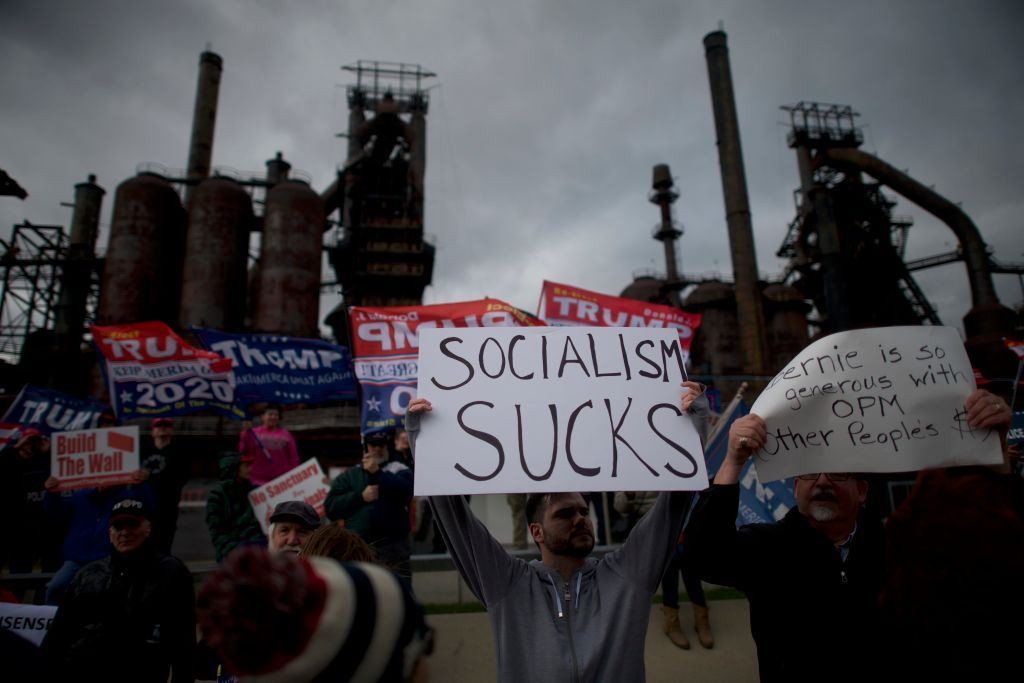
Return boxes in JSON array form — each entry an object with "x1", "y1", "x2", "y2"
[{"x1": 1, "y1": 31, "x2": 1020, "y2": 505}]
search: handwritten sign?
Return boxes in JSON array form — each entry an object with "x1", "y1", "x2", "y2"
[
  {"x1": 413, "y1": 326, "x2": 707, "y2": 495},
  {"x1": 750, "y1": 326, "x2": 1003, "y2": 482},
  {"x1": 248, "y1": 459, "x2": 330, "y2": 533},
  {"x1": 49, "y1": 426, "x2": 140, "y2": 491}
]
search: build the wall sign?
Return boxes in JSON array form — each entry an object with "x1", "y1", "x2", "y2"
[
  {"x1": 750, "y1": 326, "x2": 1003, "y2": 482},
  {"x1": 413, "y1": 326, "x2": 707, "y2": 495},
  {"x1": 49, "y1": 426, "x2": 141, "y2": 491}
]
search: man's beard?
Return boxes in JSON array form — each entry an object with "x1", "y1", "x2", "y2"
[{"x1": 549, "y1": 530, "x2": 595, "y2": 558}]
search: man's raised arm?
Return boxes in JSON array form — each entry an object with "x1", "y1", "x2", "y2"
[{"x1": 405, "y1": 398, "x2": 528, "y2": 607}]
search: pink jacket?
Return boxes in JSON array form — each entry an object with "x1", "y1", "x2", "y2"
[{"x1": 239, "y1": 426, "x2": 299, "y2": 485}]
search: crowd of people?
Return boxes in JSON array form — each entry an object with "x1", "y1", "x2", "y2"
[{"x1": 0, "y1": 373, "x2": 1019, "y2": 681}]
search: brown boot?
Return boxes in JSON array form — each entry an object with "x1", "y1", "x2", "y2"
[
  {"x1": 661, "y1": 606, "x2": 690, "y2": 649},
  {"x1": 693, "y1": 603, "x2": 714, "y2": 649}
]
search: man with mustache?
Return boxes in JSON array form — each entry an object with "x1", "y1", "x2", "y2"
[{"x1": 685, "y1": 387, "x2": 1010, "y2": 682}]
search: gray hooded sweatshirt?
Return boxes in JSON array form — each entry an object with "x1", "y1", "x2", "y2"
[{"x1": 407, "y1": 394, "x2": 709, "y2": 683}]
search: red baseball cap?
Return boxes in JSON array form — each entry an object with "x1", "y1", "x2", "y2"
[{"x1": 15, "y1": 428, "x2": 43, "y2": 449}]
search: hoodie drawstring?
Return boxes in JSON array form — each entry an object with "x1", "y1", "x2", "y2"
[{"x1": 545, "y1": 574, "x2": 564, "y2": 618}]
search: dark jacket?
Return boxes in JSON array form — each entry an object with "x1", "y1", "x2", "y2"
[
  {"x1": 142, "y1": 438, "x2": 192, "y2": 554},
  {"x1": 324, "y1": 460, "x2": 413, "y2": 541},
  {"x1": 205, "y1": 453, "x2": 265, "y2": 562},
  {"x1": 41, "y1": 545, "x2": 196, "y2": 683},
  {"x1": 0, "y1": 447, "x2": 57, "y2": 571},
  {"x1": 685, "y1": 483, "x2": 885, "y2": 683}
]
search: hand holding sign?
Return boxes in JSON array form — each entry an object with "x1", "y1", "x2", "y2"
[
  {"x1": 965, "y1": 390, "x2": 1013, "y2": 438},
  {"x1": 714, "y1": 414, "x2": 768, "y2": 485}
]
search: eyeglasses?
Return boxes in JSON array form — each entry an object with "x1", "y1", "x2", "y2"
[
  {"x1": 111, "y1": 518, "x2": 143, "y2": 531},
  {"x1": 796, "y1": 472, "x2": 853, "y2": 482}
]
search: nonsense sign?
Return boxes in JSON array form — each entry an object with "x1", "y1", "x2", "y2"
[
  {"x1": 750, "y1": 326, "x2": 1003, "y2": 482},
  {"x1": 248, "y1": 459, "x2": 331, "y2": 534},
  {"x1": 50, "y1": 426, "x2": 140, "y2": 491},
  {"x1": 0, "y1": 603, "x2": 57, "y2": 646},
  {"x1": 413, "y1": 326, "x2": 707, "y2": 495}
]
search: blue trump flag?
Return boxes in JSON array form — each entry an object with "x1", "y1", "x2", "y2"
[
  {"x1": 194, "y1": 329, "x2": 357, "y2": 408},
  {"x1": 2, "y1": 385, "x2": 111, "y2": 436},
  {"x1": 704, "y1": 398, "x2": 796, "y2": 526}
]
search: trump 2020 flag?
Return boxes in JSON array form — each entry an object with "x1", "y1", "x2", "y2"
[{"x1": 92, "y1": 321, "x2": 244, "y2": 420}]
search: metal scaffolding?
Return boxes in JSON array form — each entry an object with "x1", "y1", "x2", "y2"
[{"x1": 0, "y1": 222, "x2": 98, "y2": 362}]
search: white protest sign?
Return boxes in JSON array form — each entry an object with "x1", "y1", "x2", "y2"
[
  {"x1": 0, "y1": 603, "x2": 57, "y2": 646},
  {"x1": 414, "y1": 326, "x2": 707, "y2": 495},
  {"x1": 248, "y1": 459, "x2": 331, "y2": 533},
  {"x1": 50, "y1": 426, "x2": 140, "y2": 491},
  {"x1": 751, "y1": 326, "x2": 1003, "y2": 482}
]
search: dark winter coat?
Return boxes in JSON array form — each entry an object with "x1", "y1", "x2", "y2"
[
  {"x1": 685, "y1": 483, "x2": 885, "y2": 683},
  {"x1": 141, "y1": 438, "x2": 192, "y2": 554},
  {"x1": 40, "y1": 545, "x2": 196, "y2": 683},
  {"x1": 205, "y1": 453, "x2": 265, "y2": 561},
  {"x1": 324, "y1": 460, "x2": 413, "y2": 542}
]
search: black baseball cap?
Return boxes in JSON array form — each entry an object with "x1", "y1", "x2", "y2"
[
  {"x1": 269, "y1": 500, "x2": 320, "y2": 529},
  {"x1": 110, "y1": 498, "x2": 152, "y2": 522}
]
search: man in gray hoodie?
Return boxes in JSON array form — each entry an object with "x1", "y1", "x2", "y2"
[{"x1": 404, "y1": 381, "x2": 709, "y2": 683}]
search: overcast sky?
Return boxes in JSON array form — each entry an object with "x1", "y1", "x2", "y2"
[{"x1": 2, "y1": 0, "x2": 1021, "y2": 343}]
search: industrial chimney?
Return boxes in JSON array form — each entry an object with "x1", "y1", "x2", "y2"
[
  {"x1": 54, "y1": 174, "x2": 105, "y2": 344},
  {"x1": 703, "y1": 30, "x2": 770, "y2": 377},
  {"x1": 185, "y1": 50, "x2": 223, "y2": 205},
  {"x1": 650, "y1": 164, "x2": 683, "y2": 308}
]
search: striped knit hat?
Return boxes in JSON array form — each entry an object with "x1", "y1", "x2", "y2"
[{"x1": 197, "y1": 547, "x2": 432, "y2": 682}]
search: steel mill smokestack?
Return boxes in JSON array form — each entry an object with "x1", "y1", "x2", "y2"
[
  {"x1": 55, "y1": 174, "x2": 105, "y2": 339},
  {"x1": 51, "y1": 174, "x2": 105, "y2": 391},
  {"x1": 703, "y1": 29, "x2": 770, "y2": 376},
  {"x1": 185, "y1": 50, "x2": 223, "y2": 205},
  {"x1": 650, "y1": 164, "x2": 683, "y2": 308}
]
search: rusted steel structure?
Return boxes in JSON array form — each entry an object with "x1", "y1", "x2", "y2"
[
  {"x1": 252, "y1": 179, "x2": 325, "y2": 337},
  {"x1": 779, "y1": 100, "x2": 1018, "y2": 377},
  {"x1": 703, "y1": 30, "x2": 771, "y2": 378},
  {"x1": 185, "y1": 50, "x2": 223, "y2": 206},
  {"x1": 98, "y1": 172, "x2": 186, "y2": 326},
  {"x1": 649, "y1": 164, "x2": 684, "y2": 308},
  {"x1": 323, "y1": 61, "x2": 437, "y2": 342},
  {"x1": 178, "y1": 177, "x2": 252, "y2": 331}
]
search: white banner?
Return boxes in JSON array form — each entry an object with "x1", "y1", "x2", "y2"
[
  {"x1": 248, "y1": 459, "x2": 331, "y2": 533},
  {"x1": 49, "y1": 426, "x2": 140, "y2": 491},
  {"x1": 750, "y1": 326, "x2": 1003, "y2": 482},
  {"x1": 414, "y1": 326, "x2": 707, "y2": 495},
  {"x1": 0, "y1": 603, "x2": 57, "y2": 646}
]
